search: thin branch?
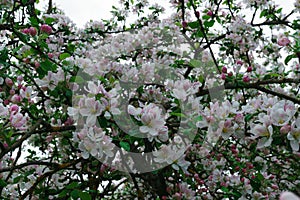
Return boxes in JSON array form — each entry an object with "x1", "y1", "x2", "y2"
[
  {"x1": 0, "y1": 119, "x2": 42, "y2": 159},
  {"x1": 19, "y1": 158, "x2": 83, "y2": 200}
]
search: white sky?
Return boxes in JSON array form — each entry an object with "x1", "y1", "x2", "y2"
[{"x1": 36, "y1": 0, "x2": 296, "y2": 28}]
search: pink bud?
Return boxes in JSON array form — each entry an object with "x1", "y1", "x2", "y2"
[
  {"x1": 40, "y1": 24, "x2": 52, "y2": 34},
  {"x1": 221, "y1": 73, "x2": 226, "y2": 80},
  {"x1": 23, "y1": 58, "x2": 30, "y2": 64},
  {"x1": 243, "y1": 75, "x2": 250, "y2": 82},
  {"x1": 9, "y1": 89, "x2": 15, "y2": 95},
  {"x1": 280, "y1": 125, "x2": 291, "y2": 134},
  {"x1": 222, "y1": 66, "x2": 227, "y2": 73},
  {"x1": 17, "y1": 76, "x2": 23, "y2": 81},
  {"x1": 22, "y1": 28, "x2": 30, "y2": 35},
  {"x1": 247, "y1": 66, "x2": 253, "y2": 72},
  {"x1": 195, "y1": 11, "x2": 200, "y2": 18},
  {"x1": 3, "y1": 143, "x2": 8, "y2": 148},
  {"x1": 34, "y1": 61, "x2": 40, "y2": 68},
  {"x1": 4, "y1": 100, "x2": 9, "y2": 105},
  {"x1": 48, "y1": 53, "x2": 54, "y2": 59},
  {"x1": 271, "y1": 184, "x2": 279, "y2": 190},
  {"x1": 228, "y1": 71, "x2": 233, "y2": 76},
  {"x1": 29, "y1": 27, "x2": 37, "y2": 36},
  {"x1": 207, "y1": 10, "x2": 213, "y2": 17},
  {"x1": 10, "y1": 104, "x2": 19, "y2": 113},
  {"x1": 236, "y1": 60, "x2": 243, "y2": 65},
  {"x1": 5, "y1": 78, "x2": 13, "y2": 87},
  {"x1": 182, "y1": 21, "x2": 188, "y2": 28}
]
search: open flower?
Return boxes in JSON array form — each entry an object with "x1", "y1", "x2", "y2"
[
  {"x1": 139, "y1": 103, "x2": 166, "y2": 137},
  {"x1": 270, "y1": 100, "x2": 296, "y2": 126},
  {"x1": 0, "y1": 103, "x2": 8, "y2": 117},
  {"x1": 287, "y1": 117, "x2": 300, "y2": 151},
  {"x1": 80, "y1": 98, "x2": 104, "y2": 126},
  {"x1": 250, "y1": 123, "x2": 273, "y2": 148},
  {"x1": 10, "y1": 112, "x2": 28, "y2": 130}
]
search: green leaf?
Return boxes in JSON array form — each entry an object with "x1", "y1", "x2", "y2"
[
  {"x1": 40, "y1": 59, "x2": 56, "y2": 72},
  {"x1": 244, "y1": 114, "x2": 254, "y2": 122},
  {"x1": 260, "y1": 9, "x2": 268, "y2": 18},
  {"x1": 202, "y1": 15, "x2": 211, "y2": 20},
  {"x1": 39, "y1": 33, "x2": 49, "y2": 40},
  {"x1": 58, "y1": 189, "x2": 68, "y2": 198},
  {"x1": 0, "y1": 179, "x2": 7, "y2": 187},
  {"x1": 198, "y1": 75, "x2": 204, "y2": 83},
  {"x1": 170, "y1": 112, "x2": 185, "y2": 117},
  {"x1": 29, "y1": 17, "x2": 39, "y2": 27},
  {"x1": 195, "y1": 29, "x2": 204, "y2": 38},
  {"x1": 59, "y1": 52, "x2": 71, "y2": 60},
  {"x1": 120, "y1": 141, "x2": 130, "y2": 151},
  {"x1": 45, "y1": 17, "x2": 56, "y2": 25},
  {"x1": 70, "y1": 76, "x2": 84, "y2": 84},
  {"x1": 71, "y1": 190, "x2": 79, "y2": 199},
  {"x1": 190, "y1": 59, "x2": 202, "y2": 68},
  {"x1": 204, "y1": 20, "x2": 215, "y2": 28},
  {"x1": 256, "y1": 173, "x2": 264, "y2": 181},
  {"x1": 66, "y1": 182, "x2": 79, "y2": 189},
  {"x1": 78, "y1": 191, "x2": 92, "y2": 200},
  {"x1": 284, "y1": 54, "x2": 296, "y2": 65},
  {"x1": 188, "y1": 21, "x2": 199, "y2": 29},
  {"x1": 67, "y1": 44, "x2": 76, "y2": 53},
  {"x1": 13, "y1": 176, "x2": 22, "y2": 184}
]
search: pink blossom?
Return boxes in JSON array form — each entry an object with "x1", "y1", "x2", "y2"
[
  {"x1": 20, "y1": 86, "x2": 35, "y2": 100},
  {"x1": 11, "y1": 94, "x2": 22, "y2": 103},
  {"x1": 278, "y1": 37, "x2": 290, "y2": 46},
  {"x1": 279, "y1": 191, "x2": 300, "y2": 200},
  {"x1": 79, "y1": 98, "x2": 104, "y2": 126},
  {"x1": 0, "y1": 103, "x2": 8, "y2": 116},
  {"x1": 40, "y1": 24, "x2": 52, "y2": 34},
  {"x1": 9, "y1": 104, "x2": 19, "y2": 114},
  {"x1": 270, "y1": 100, "x2": 296, "y2": 126},
  {"x1": 250, "y1": 123, "x2": 273, "y2": 148},
  {"x1": 139, "y1": 103, "x2": 166, "y2": 137},
  {"x1": 10, "y1": 112, "x2": 28, "y2": 130},
  {"x1": 287, "y1": 117, "x2": 300, "y2": 151}
]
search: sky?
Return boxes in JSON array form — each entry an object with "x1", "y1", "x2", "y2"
[
  {"x1": 36, "y1": 0, "x2": 171, "y2": 28},
  {"x1": 37, "y1": 0, "x2": 296, "y2": 28}
]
